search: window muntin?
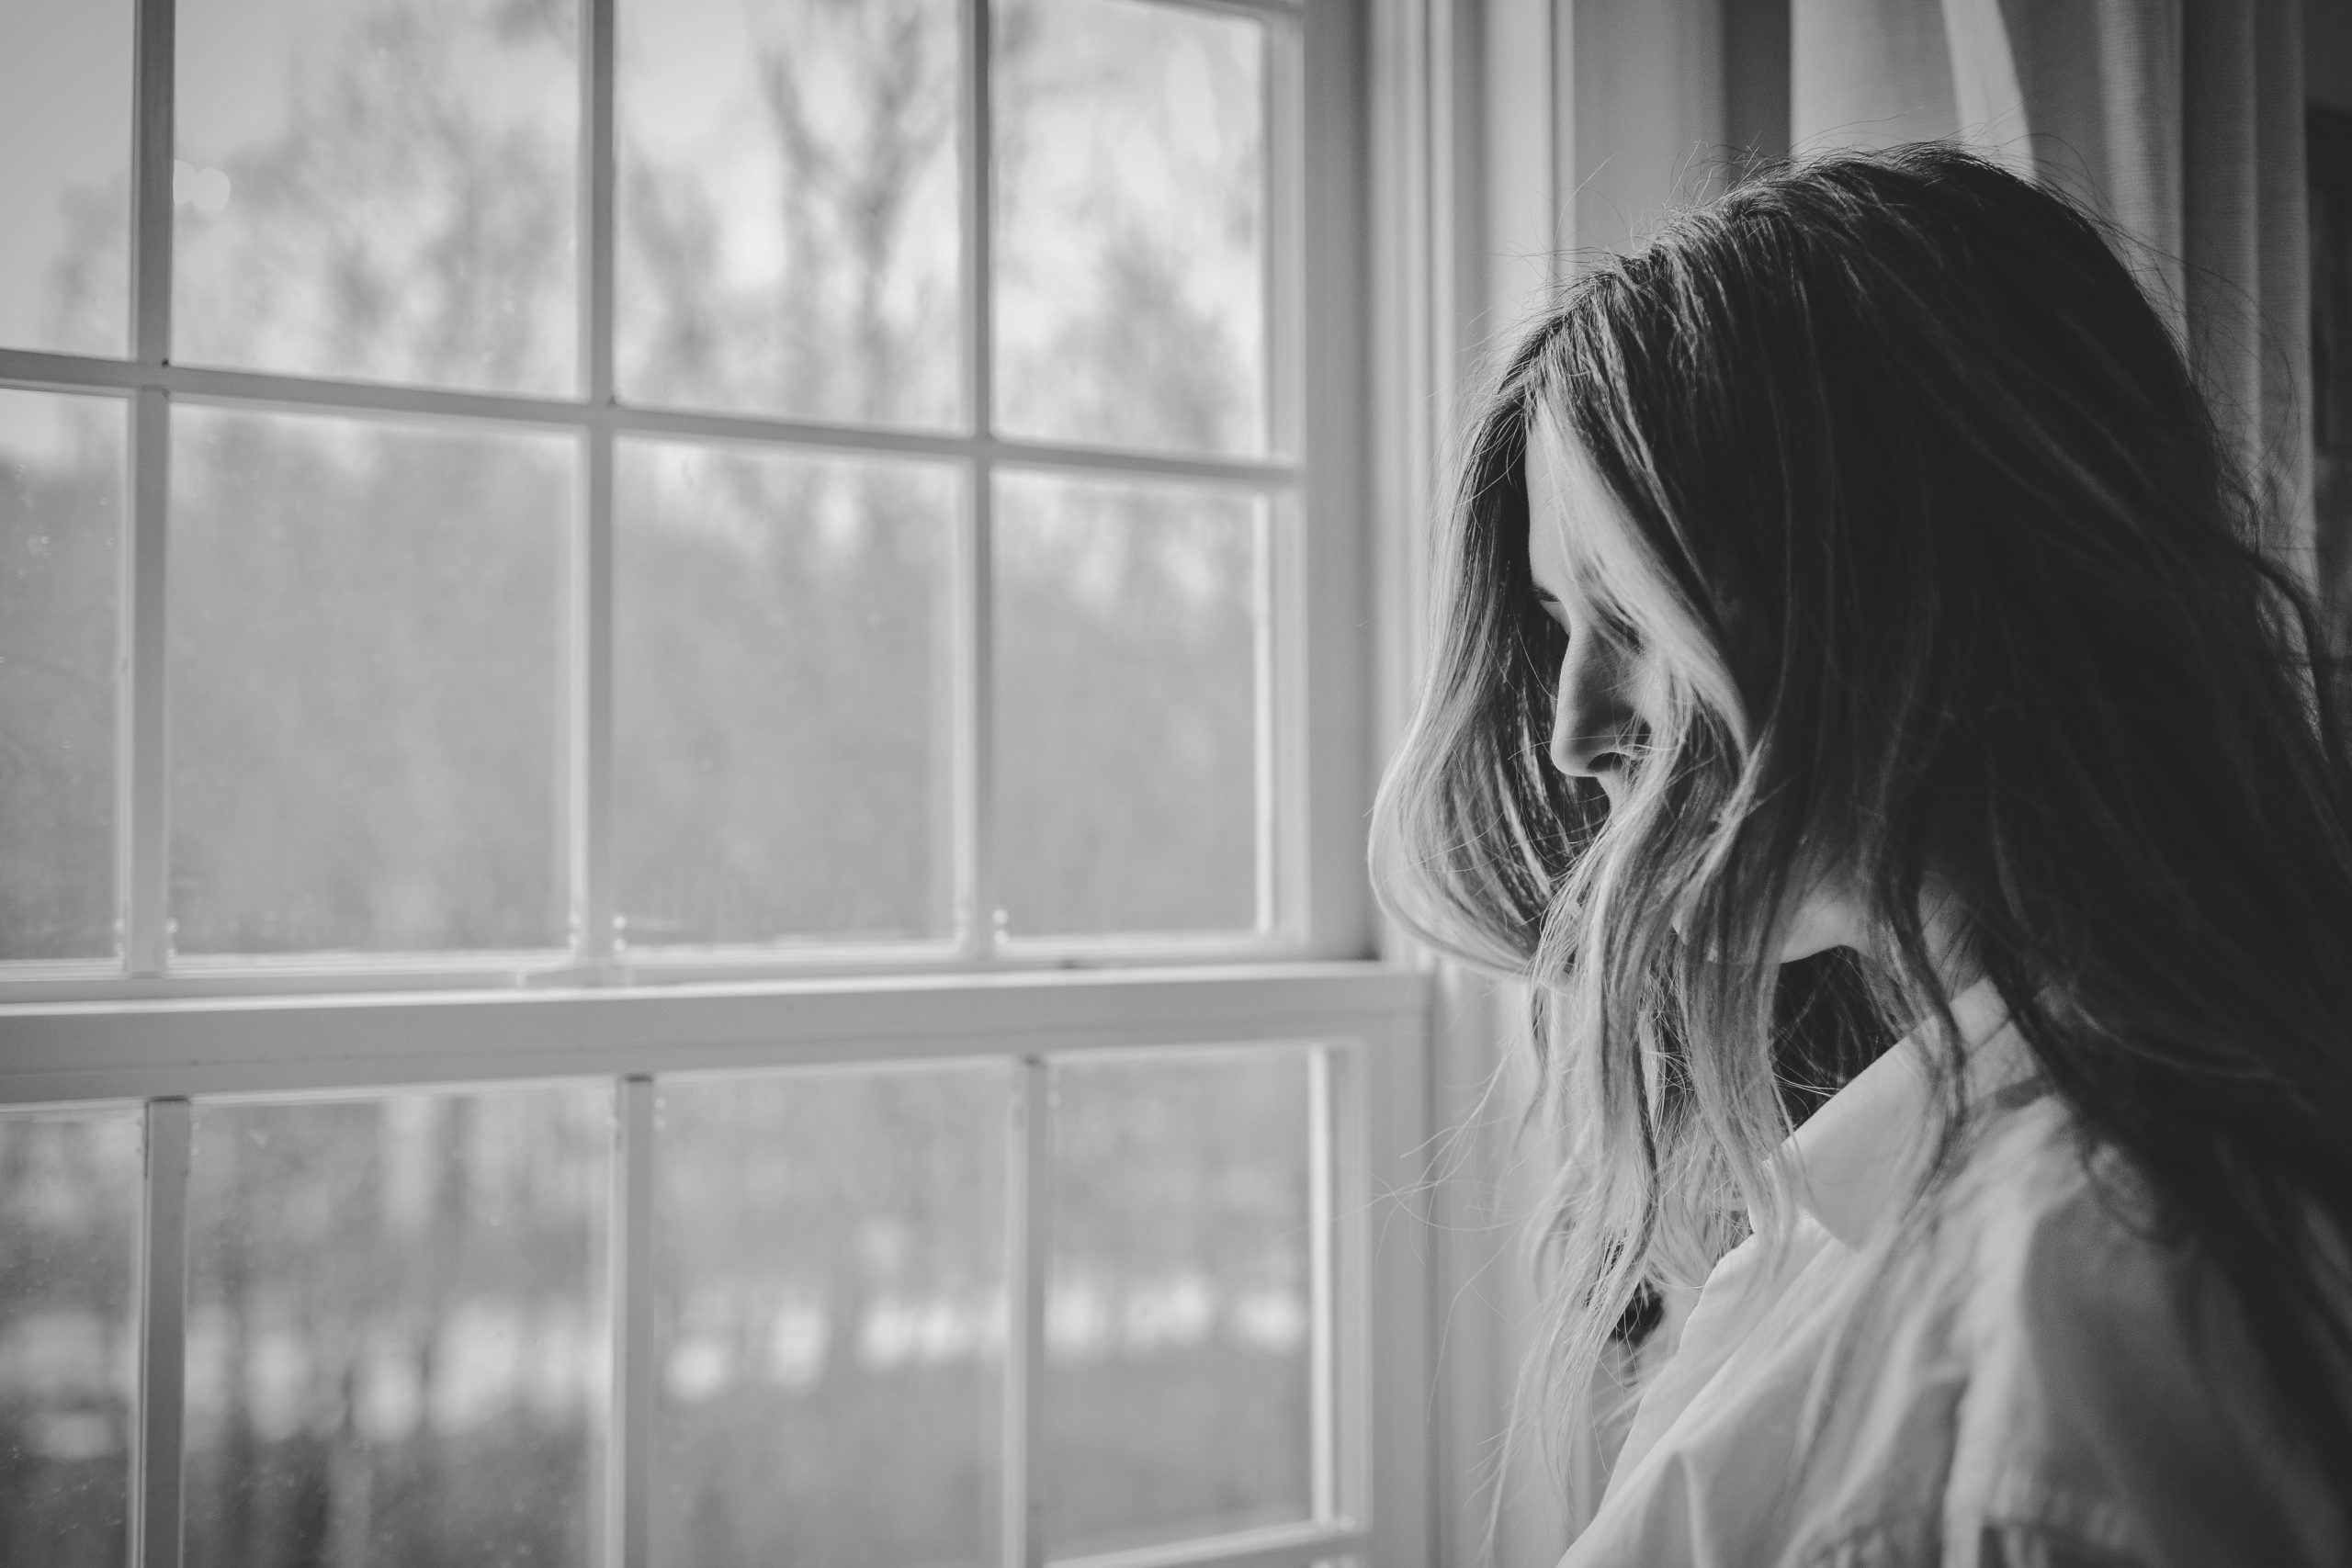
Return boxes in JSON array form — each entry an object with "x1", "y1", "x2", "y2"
[{"x1": 0, "y1": 0, "x2": 1308, "y2": 987}]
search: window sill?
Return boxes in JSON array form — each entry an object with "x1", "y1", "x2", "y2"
[{"x1": 0, "y1": 958, "x2": 1430, "y2": 1104}]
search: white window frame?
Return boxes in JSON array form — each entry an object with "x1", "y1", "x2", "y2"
[
  {"x1": 0, "y1": 1, "x2": 1437, "y2": 1566},
  {"x1": 6, "y1": 964, "x2": 1429, "y2": 1568},
  {"x1": 0, "y1": 0, "x2": 1379, "y2": 999}
]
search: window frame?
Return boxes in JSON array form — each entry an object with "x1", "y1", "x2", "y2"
[
  {"x1": 0, "y1": 0, "x2": 1375, "y2": 999},
  {"x1": 0, "y1": 1, "x2": 1433, "y2": 1565},
  {"x1": 2, "y1": 962, "x2": 1429, "y2": 1568}
]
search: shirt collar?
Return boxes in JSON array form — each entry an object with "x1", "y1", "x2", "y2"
[{"x1": 1776, "y1": 976, "x2": 2034, "y2": 1249}]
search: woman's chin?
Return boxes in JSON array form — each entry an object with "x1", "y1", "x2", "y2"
[{"x1": 1775, "y1": 895, "x2": 1866, "y2": 964}]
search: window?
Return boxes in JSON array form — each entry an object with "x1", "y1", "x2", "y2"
[
  {"x1": 0, "y1": 2, "x2": 1427, "y2": 1566},
  {"x1": 2, "y1": 0, "x2": 1337, "y2": 981}
]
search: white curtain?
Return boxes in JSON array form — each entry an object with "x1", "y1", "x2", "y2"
[{"x1": 1794, "y1": 0, "x2": 2314, "y2": 570}]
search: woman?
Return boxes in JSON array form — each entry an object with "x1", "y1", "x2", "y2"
[{"x1": 1375, "y1": 145, "x2": 2352, "y2": 1563}]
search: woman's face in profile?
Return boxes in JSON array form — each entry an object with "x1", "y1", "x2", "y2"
[
  {"x1": 1524, "y1": 418, "x2": 1863, "y2": 964},
  {"x1": 1523, "y1": 419, "x2": 1656, "y2": 812}
]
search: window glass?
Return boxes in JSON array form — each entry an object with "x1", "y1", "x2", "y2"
[
  {"x1": 994, "y1": 0, "x2": 1269, "y2": 456},
  {"x1": 0, "y1": 0, "x2": 130, "y2": 357},
  {"x1": 616, "y1": 443, "x2": 956, "y2": 948},
  {"x1": 0, "y1": 389, "x2": 121, "y2": 962},
  {"x1": 995, "y1": 470, "x2": 1263, "y2": 938},
  {"x1": 653, "y1": 1065, "x2": 1006, "y2": 1565},
  {"x1": 3, "y1": 0, "x2": 1309, "y2": 983},
  {"x1": 1046, "y1": 1047, "x2": 1317, "y2": 1554},
  {"x1": 617, "y1": 0, "x2": 963, "y2": 427},
  {"x1": 184, "y1": 1086, "x2": 610, "y2": 1568},
  {"x1": 169, "y1": 406, "x2": 569, "y2": 956},
  {"x1": 0, "y1": 1106, "x2": 142, "y2": 1564},
  {"x1": 174, "y1": 0, "x2": 580, "y2": 393}
]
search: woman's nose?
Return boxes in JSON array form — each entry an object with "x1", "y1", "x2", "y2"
[{"x1": 1549, "y1": 635, "x2": 1638, "y2": 778}]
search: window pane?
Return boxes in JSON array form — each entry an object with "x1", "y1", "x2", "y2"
[
  {"x1": 994, "y1": 0, "x2": 1268, "y2": 456},
  {"x1": 0, "y1": 0, "x2": 130, "y2": 355},
  {"x1": 994, "y1": 471, "x2": 1262, "y2": 938},
  {"x1": 0, "y1": 1106, "x2": 142, "y2": 1565},
  {"x1": 170, "y1": 406, "x2": 569, "y2": 957},
  {"x1": 654, "y1": 1066, "x2": 1005, "y2": 1567},
  {"x1": 184, "y1": 1085, "x2": 610, "y2": 1568},
  {"x1": 174, "y1": 0, "x2": 579, "y2": 394},
  {"x1": 616, "y1": 444, "x2": 956, "y2": 947},
  {"x1": 617, "y1": 0, "x2": 962, "y2": 428},
  {"x1": 0, "y1": 391, "x2": 121, "y2": 962},
  {"x1": 1047, "y1": 1047, "x2": 1317, "y2": 1556}
]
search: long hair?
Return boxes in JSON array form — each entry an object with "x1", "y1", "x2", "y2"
[{"x1": 1374, "y1": 144, "x2": 2352, "y2": 1512}]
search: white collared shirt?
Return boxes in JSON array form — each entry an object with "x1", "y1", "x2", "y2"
[{"x1": 1558, "y1": 979, "x2": 2348, "y2": 1568}]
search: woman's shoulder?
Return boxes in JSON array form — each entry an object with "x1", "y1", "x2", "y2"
[{"x1": 1899, "y1": 1095, "x2": 2349, "y2": 1566}]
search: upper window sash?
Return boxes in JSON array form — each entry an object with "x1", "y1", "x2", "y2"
[{"x1": 0, "y1": 0, "x2": 1374, "y2": 1001}]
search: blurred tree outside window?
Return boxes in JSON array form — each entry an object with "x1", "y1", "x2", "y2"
[{"x1": 0, "y1": 0, "x2": 1282, "y2": 964}]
